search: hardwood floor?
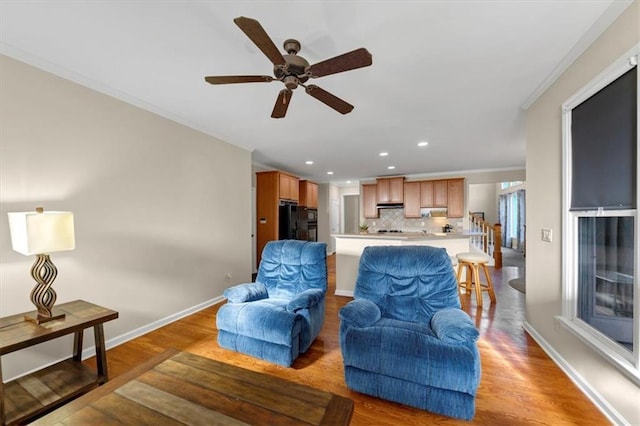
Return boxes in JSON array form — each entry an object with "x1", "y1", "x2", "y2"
[{"x1": 85, "y1": 255, "x2": 609, "y2": 425}]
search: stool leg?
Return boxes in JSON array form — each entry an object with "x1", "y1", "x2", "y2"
[
  {"x1": 456, "y1": 262, "x2": 464, "y2": 286},
  {"x1": 456, "y1": 263, "x2": 470, "y2": 293},
  {"x1": 465, "y1": 264, "x2": 473, "y2": 292},
  {"x1": 455, "y1": 263, "x2": 467, "y2": 310},
  {"x1": 472, "y1": 263, "x2": 483, "y2": 307},
  {"x1": 481, "y1": 263, "x2": 497, "y2": 303}
]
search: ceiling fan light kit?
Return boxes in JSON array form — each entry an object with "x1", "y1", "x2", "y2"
[{"x1": 205, "y1": 16, "x2": 372, "y2": 118}]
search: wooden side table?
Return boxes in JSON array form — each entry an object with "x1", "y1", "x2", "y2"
[{"x1": 0, "y1": 300, "x2": 118, "y2": 425}]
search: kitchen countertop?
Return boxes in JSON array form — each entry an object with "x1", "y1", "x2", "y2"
[
  {"x1": 332, "y1": 231, "x2": 484, "y2": 295},
  {"x1": 332, "y1": 231, "x2": 483, "y2": 241}
]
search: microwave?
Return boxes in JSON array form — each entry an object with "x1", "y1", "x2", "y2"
[{"x1": 308, "y1": 209, "x2": 318, "y2": 222}]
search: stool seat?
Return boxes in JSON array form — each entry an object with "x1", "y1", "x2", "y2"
[
  {"x1": 456, "y1": 252, "x2": 491, "y2": 263},
  {"x1": 456, "y1": 252, "x2": 496, "y2": 308}
]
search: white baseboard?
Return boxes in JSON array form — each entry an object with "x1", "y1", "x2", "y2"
[
  {"x1": 81, "y1": 296, "x2": 225, "y2": 360},
  {"x1": 522, "y1": 321, "x2": 628, "y2": 426},
  {"x1": 334, "y1": 290, "x2": 354, "y2": 298}
]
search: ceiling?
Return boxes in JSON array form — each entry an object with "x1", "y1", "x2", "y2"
[{"x1": 0, "y1": 1, "x2": 627, "y2": 184}]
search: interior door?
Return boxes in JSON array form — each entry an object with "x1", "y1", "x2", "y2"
[{"x1": 343, "y1": 194, "x2": 360, "y2": 234}]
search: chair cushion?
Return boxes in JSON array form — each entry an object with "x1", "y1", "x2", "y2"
[
  {"x1": 217, "y1": 299, "x2": 302, "y2": 346},
  {"x1": 355, "y1": 246, "x2": 460, "y2": 324},
  {"x1": 257, "y1": 240, "x2": 327, "y2": 299}
]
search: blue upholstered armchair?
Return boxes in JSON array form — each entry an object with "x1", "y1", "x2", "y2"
[
  {"x1": 217, "y1": 240, "x2": 327, "y2": 367},
  {"x1": 339, "y1": 245, "x2": 481, "y2": 420}
]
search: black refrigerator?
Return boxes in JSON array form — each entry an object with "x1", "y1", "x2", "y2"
[{"x1": 279, "y1": 201, "x2": 305, "y2": 240}]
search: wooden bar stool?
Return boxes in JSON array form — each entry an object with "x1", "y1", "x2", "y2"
[
  {"x1": 449, "y1": 255, "x2": 466, "y2": 309},
  {"x1": 456, "y1": 252, "x2": 496, "y2": 308}
]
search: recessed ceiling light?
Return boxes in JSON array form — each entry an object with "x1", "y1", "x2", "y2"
[
  {"x1": 327, "y1": 171, "x2": 334, "y2": 175},
  {"x1": 379, "y1": 152, "x2": 389, "y2": 157},
  {"x1": 418, "y1": 141, "x2": 429, "y2": 147},
  {"x1": 305, "y1": 160, "x2": 314, "y2": 165},
  {"x1": 387, "y1": 166, "x2": 395, "y2": 170}
]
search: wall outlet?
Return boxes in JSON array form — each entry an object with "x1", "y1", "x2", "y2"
[
  {"x1": 541, "y1": 228, "x2": 552, "y2": 243},
  {"x1": 372, "y1": 221, "x2": 376, "y2": 226}
]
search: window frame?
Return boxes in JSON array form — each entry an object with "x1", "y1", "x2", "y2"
[{"x1": 560, "y1": 45, "x2": 640, "y2": 384}]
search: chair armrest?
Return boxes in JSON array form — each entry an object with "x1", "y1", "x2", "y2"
[
  {"x1": 223, "y1": 282, "x2": 268, "y2": 303},
  {"x1": 431, "y1": 308, "x2": 479, "y2": 343},
  {"x1": 339, "y1": 299, "x2": 381, "y2": 328},
  {"x1": 287, "y1": 289, "x2": 325, "y2": 312}
]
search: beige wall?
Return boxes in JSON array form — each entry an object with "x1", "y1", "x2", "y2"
[
  {"x1": 525, "y1": 2, "x2": 639, "y2": 424},
  {"x1": 0, "y1": 55, "x2": 252, "y2": 379},
  {"x1": 468, "y1": 183, "x2": 499, "y2": 225}
]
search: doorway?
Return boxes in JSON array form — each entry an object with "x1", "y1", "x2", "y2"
[{"x1": 343, "y1": 194, "x2": 359, "y2": 234}]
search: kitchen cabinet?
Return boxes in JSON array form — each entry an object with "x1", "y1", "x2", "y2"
[
  {"x1": 376, "y1": 177, "x2": 404, "y2": 204},
  {"x1": 447, "y1": 178, "x2": 465, "y2": 218},
  {"x1": 256, "y1": 171, "x2": 300, "y2": 264},
  {"x1": 279, "y1": 173, "x2": 299, "y2": 202},
  {"x1": 403, "y1": 181, "x2": 421, "y2": 218},
  {"x1": 299, "y1": 180, "x2": 318, "y2": 208},
  {"x1": 433, "y1": 180, "x2": 448, "y2": 207},
  {"x1": 362, "y1": 184, "x2": 379, "y2": 219},
  {"x1": 420, "y1": 181, "x2": 434, "y2": 207}
]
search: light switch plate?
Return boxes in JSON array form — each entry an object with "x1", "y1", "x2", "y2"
[{"x1": 541, "y1": 228, "x2": 552, "y2": 242}]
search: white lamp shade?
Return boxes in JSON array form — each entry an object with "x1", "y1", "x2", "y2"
[{"x1": 8, "y1": 211, "x2": 75, "y2": 255}]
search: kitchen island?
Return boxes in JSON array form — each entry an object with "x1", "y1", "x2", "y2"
[{"x1": 332, "y1": 232, "x2": 481, "y2": 296}]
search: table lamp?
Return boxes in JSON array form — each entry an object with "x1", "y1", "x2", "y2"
[{"x1": 7, "y1": 207, "x2": 75, "y2": 324}]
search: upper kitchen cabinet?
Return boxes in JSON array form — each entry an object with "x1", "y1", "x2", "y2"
[
  {"x1": 279, "y1": 172, "x2": 299, "y2": 202},
  {"x1": 447, "y1": 178, "x2": 465, "y2": 218},
  {"x1": 299, "y1": 180, "x2": 318, "y2": 208},
  {"x1": 403, "y1": 181, "x2": 421, "y2": 218},
  {"x1": 420, "y1": 181, "x2": 434, "y2": 207},
  {"x1": 377, "y1": 177, "x2": 405, "y2": 204},
  {"x1": 256, "y1": 171, "x2": 299, "y2": 264},
  {"x1": 433, "y1": 180, "x2": 448, "y2": 207},
  {"x1": 362, "y1": 184, "x2": 379, "y2": 218}
]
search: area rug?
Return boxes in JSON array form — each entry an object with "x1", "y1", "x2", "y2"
[{"x1": 508, "y1": 277, "x2": 526, "y2": 293}]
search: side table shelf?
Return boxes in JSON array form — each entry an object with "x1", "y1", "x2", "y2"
[{"x1": 0, "y1": 300, "x2": 118, "y2": 425}]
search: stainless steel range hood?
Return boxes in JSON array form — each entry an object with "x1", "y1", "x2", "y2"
[{"x1": 377, "y1": 203, "x2": 404, "y2": 209}]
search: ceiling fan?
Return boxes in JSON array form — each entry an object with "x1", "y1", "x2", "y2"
[{"x1": 205, "y1": 16, "x2": 373, "y2": 118}]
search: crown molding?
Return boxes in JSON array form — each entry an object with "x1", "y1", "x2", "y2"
[{"x1": 521, "y1": 0, "x2": 633, "y2": 110}]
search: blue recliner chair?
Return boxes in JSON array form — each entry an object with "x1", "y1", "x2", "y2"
[
  {"x1": 339, "y1": 245, "x2": 481, "y2": 420},
  {"x1": 217, "y1": 240, "x2": 327, "y2": 367}
]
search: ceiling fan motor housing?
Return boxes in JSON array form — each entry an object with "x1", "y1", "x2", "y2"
[{"x1": 274, "y1": 53, "x2": 310, "y2": 87}]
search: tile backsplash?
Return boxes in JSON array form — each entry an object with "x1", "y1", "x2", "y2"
[{"x1": 364, "y1": 208, "x2": 464, "y2": 233}]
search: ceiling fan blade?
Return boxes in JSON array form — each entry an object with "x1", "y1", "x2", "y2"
[
  {"x1": 205, "y1": 75, "x2": 274, "y2": 85},
  {"x1": 305, "y1": 85, "x2": 354, "y2": 114},
  {"x1": 271, "y1": 89, "x2": 293, "y2": 118},
  {"x1": 234, "y1": 16, "x2": 286, "y2": 66},
  {"x1": 308, "y1": 48, "x2": 372, "y2": 78}
]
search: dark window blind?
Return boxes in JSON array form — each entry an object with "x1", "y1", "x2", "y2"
[{"x1": 571, "y1": 66, "x2": 637, "y2": 210}]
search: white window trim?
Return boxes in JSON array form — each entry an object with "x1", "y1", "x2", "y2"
[{"x1": 559, "y1": 44, "x2": 640, "y2": 385}]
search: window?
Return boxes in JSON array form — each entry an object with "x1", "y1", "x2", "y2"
[
  {"x1": 561, "y1": 47, "x2": 639, "y2": 383},
  {"x1": 501, "y1": 181, "x2": 523, "y2": 190}
]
